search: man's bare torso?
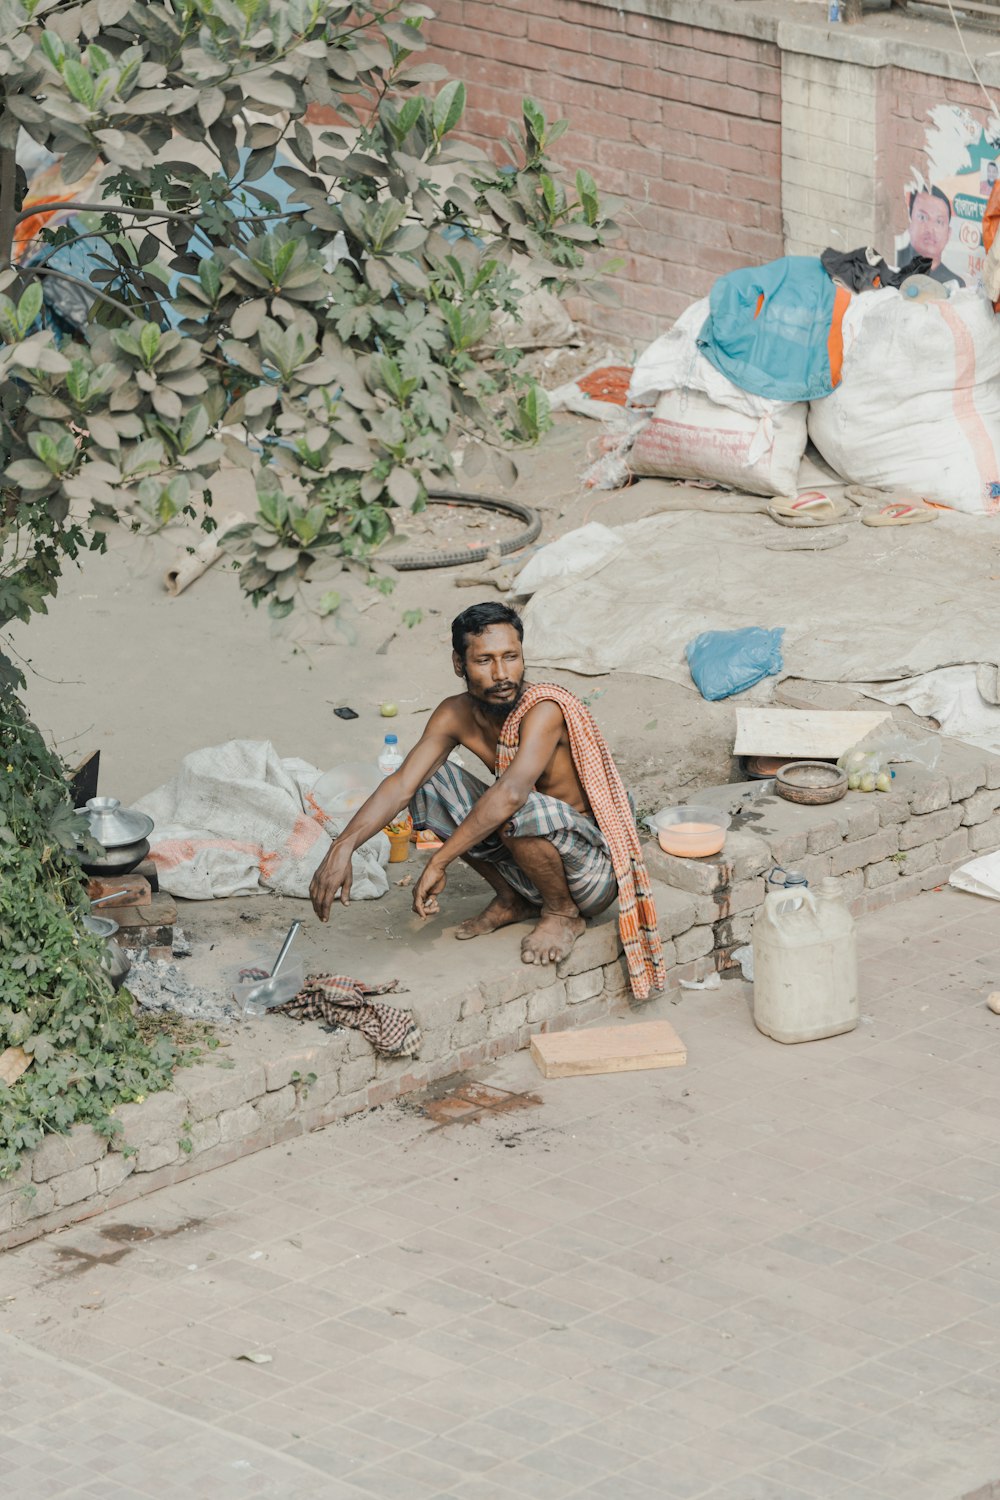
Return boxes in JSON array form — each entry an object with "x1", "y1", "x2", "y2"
[{"x1": 438, "y1": 688, "x2": 592, "y2": 818}]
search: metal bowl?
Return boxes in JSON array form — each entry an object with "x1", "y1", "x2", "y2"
[
  {"x1": 79, "y1": 837, "x2": 150, "y2": 877},
  {"x1": 774, "y1": 761, "x2": 848, "y2": 806},
  {"x1": 75, "y1": 797, "x2": 154, "y2": 848}
]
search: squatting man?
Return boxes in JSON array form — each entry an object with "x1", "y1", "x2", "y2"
[{"x1": 310, "y1": 602, "x2": 664, "y2": 994}]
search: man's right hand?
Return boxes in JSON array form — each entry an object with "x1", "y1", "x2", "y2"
[{"x1": 310, "y1": 842, "x2": 354, "y2": 922}]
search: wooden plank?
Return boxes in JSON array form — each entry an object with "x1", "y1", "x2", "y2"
[
  {"x1": 0, "y1": 1047, "x2": 33, "y2": 1087},
  {"x1": 734, "y1": 708, "x2": 892, "y2": 759},
  {"x1": 530, "y1": 1020, "x2": 686, "y2": 1079}
]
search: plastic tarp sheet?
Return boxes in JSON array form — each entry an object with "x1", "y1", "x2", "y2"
[
  {"x1": 521, "y1": 512, "x2": 1000, "y2": 696},
  {"x1": 134, "y1": 739, "x2": 389, "y2": 901}
]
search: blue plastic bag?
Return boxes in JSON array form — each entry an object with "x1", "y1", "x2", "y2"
[{"x1": 686, "y1": 627, "x2": 785, "y2": 701}]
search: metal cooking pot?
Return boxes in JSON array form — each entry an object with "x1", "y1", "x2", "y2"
[
  {"x1": 82, "y1": 914, "x2": 131, "y2": 991},
  {"x1": 79, "y1": 837, "x2": 150, "y2": 877}
]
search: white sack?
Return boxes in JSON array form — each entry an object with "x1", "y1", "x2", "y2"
[
  {"x1": 629, "y1": 298, "x2": 782, "y2": 420},
  {"x1": 134, "y1": 739, "x2": 389, "y2": 901},
  {"x1": 629, "y1": 389, "x2": 808, "y2": 497},
  {"x1": 809, "y1": 288, "x2": 1000, "y2": 514}
]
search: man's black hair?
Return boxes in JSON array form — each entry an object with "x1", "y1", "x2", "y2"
[
  {"x1": 908, "y1": 183, "x2": 952, "y2": 220},
  {"x1": 451, "y1": 602, "x2": 524, "y2": 660}
]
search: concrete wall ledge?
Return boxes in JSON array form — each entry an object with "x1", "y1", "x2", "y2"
[{"x1": 586, "y1": 0, "x2": 1000, "y2": 87}]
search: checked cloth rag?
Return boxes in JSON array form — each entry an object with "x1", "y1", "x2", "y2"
[
  {"x1": 276, "y1": 976, "x2": 422, "y2": 1058},
  {"x1": 496, "y1": 684, "x2": 665, "y2": 1000}
]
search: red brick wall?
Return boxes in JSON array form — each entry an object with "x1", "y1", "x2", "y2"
[{"x1": 426, "y1": 0, "x2": 784, "y2": 344}]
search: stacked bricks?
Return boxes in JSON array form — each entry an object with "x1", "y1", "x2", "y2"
[
  {"x1": 423, "y1": 0, "x2": 784, "y2": 341},
  {"x1": 646, "y1": 736, "x2": 1000, "y2": 972},
  {"x1": 10, "y1": 735, "x2": 997, "y2": 1249},
  {"x1": 1, "y1": 887, "x2": 717, "y2": 1252}
]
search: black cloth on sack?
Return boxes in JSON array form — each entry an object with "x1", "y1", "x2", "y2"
[{"x1": 821, "y1": 246, "x2": 933, "y2": 292}]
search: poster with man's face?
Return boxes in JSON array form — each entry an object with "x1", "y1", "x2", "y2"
[{"x1": 896, "y1": 105, "x2": 1000, "y2": 290}]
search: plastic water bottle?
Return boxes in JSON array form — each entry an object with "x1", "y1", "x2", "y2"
[
  {"x1": 377, "y1": 733, "x2": 403, "y2": 777},
  {"x1": 828, "y1": 0, "x2": 841, "y2": 20}
]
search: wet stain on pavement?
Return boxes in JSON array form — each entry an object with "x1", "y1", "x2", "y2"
[
  {"x1": 47, "y1": 1216, "x2": 206, "y2": 1278},
  {"x1": 417, "y1": 1078, "x2": 542, "y2": 1129}
]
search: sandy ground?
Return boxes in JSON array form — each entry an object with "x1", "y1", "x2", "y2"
[{"x1": 9, "y1": 416, "x2": 741, "y2": 820}]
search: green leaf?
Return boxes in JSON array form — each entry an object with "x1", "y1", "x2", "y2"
[
  {"x1": 522, "y1": 98, "x2": 546, "y2": 149},
  {"x1": 63, "y1": 59, "x2": 95, "y2": 109},
  {"x1": 139, "y1": 323, "x2": 161, "y2": 366},
  {"x1": 177, "y1": 405, "x2": 209, "y2": 454},
  {"x1": 576, "y1": 168, "x2": 599, "y2": 225},
  {"x1": 17, "y1": 283, "x2": 43, "y2": 334},
  {"x1": 386, "y1": 466, "x2": 420, "y2": 510},
  {"x1": 432, "y1": 80, "x2": 465, "y2": 139},
  {"x1": 198, "y1": 257, "x2": 223, "y2": 304}
]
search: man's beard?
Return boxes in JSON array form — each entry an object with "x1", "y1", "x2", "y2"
[{"x1": 468, "y1": 680, "x2": 524, "y2": 721}]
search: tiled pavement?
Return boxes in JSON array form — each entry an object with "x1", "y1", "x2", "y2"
[{"x1": 4, "y1": 886, "x2": 1000, "y2": 1499}]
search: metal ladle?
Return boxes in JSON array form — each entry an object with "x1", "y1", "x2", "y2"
[
  {"x1": 270, "y1": 920, "x2": 301, "y2": 978},
  {"x1": 238, "y1": 921, "x2": 303, "y2": 1018}
]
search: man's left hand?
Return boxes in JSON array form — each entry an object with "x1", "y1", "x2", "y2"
[{"x1": 413, "y1": 859, "x2": 447, "y2": 918}]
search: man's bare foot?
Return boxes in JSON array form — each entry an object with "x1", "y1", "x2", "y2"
[
  {"x1": 455, "y1": 894, "x2": 537, "y2": 941},
  {"x1": 521, "y1": 910, "x2": 586, "y2": 966}
]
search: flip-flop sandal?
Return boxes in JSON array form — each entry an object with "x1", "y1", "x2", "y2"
[
  {"x1": 765, "y1": 530, "x2": 849, "y2": 552},
  {"x1": 766, "y1": 491, "x2": 852, "y2": 528},
  {"x1": 861, "y1": 501, "x2": 938, "y2": 527}
]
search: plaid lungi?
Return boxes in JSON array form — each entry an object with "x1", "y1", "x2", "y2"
[{"x1": 410, "y1": 761, "x2": 616, "y2": 917}]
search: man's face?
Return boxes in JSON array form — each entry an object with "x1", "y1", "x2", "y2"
[
  {"x1": 989, "y1": 162, "x2": 998, "y2": 184},
  {"x1": 909, "y1": 191, "x2": 950, "y2": 266},
  {"x1": 455, "y1": 623, "x2": 525, "y2": 717}
]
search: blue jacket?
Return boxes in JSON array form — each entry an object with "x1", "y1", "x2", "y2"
[{"x1": 697, "y1": 256, "x2": 841, "y2": 402}]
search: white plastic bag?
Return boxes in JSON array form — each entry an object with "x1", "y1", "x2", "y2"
[
  {"x1": 809, "y1": 288, "x2": 1000, "y2": 514},
  {"x1": 514, "y1": 523, "x2": 625, "y2": 596},
  {"x1": 950, "y1": 852, "x2": 1000, "y2": 900}
]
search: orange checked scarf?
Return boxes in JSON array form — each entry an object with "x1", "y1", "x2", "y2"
[{"x1": 496, "y1": 683, "x2": 665, "y2": 1000}]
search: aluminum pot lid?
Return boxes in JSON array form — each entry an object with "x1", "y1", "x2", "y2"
[{"x1": 75, "y1": 797, "x2": 154, "y2": 846}]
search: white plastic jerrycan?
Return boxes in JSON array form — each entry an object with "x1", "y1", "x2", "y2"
[{"x1": 751, "y1": 873, "x2": 858, "y2": 1043}]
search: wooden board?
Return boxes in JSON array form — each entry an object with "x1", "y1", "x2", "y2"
[
  {"x1": 734, "y1": 708, "x2": 891, "y2": 760},
  {"x1": 0, "y1": 1046, "x2": 33, "y2": 1087},
  {"x1": 530, "y1": 1020, "x2": 686, "y2": 1079}
]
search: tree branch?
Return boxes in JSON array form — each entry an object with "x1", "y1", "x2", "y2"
[
  {"x1": 23, "y1": 264, "x2": 135, "y2": 316},
  {"x1": 0, "y1": 146, "x2": 18, "y2": 268},
  {"x1": 15, "y1": 199, "x2": 203, "y2": 226}
]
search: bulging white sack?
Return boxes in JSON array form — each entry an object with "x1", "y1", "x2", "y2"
[
  {"x1": 809, "y1": 288, "x2": 1000, "y2": 514},
  {"x1": 629, "y1": 389, "x2": 807, "y2": 497}
]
